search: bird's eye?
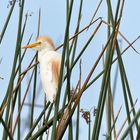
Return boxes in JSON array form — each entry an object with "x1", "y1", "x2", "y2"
[{"x1": 37, "y1": 41, "x2": 42, "y2": 45}]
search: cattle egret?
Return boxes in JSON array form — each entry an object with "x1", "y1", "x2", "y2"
[{"x1": 23, "y1": 36, "x2": 61, "y2": 103}]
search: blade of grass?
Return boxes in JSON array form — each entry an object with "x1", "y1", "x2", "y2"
[
  {"x1": 14, "y1": 13, "x2": 31, "y2": 78},
  {"x1": 76, "y1": 60, "x2": 82, "y2": 140},
  {"x1": 76, "y1": 98, "x2": 80, "y2": 140},
  {"x1": 110, "y1": 88, "x2": 117, "y2": 139},
  {"x1": 37, "y1": 8, "x2": 41, "y2": 38},
  {"x1": 39, "y1": 103, "x2": 53, "y2": 139},
  {"x1": 87, "y1": 0, "x2": 103, "y2": 30},
  {"x1": 106, "y1": 83, "x2": 112, "y2": 139},
  {"x1": 16, "y1": 12, "x2": 29, "y2": 140},
  {"x1": 45, "y1": 104, "x2": 53, "y2": 124},
  {"x1": 116, "y1": 43, "x2": 134, "y2": 139},
  {"x1": 0, "y1": 0, "x2": 16, "y2": 44},
  {"x1": 106, "y1": 105, "x2": 122, "y2": 140},
  {"x1": 106, "y1": 1, "x2": 112, "y2": 137},
  {"x1": 70, "y1": 0, "x2": 83, "y2": 65},
  {"x1": 88, "y1": 113, "x2": 91, "y2": 140},
  {"x1": 30, "y1": 48, "x2": 37, "y2": 130},
  {"x1": 69, "y1": 21, "x2": 102, "y2": 73},
  {"x1": 119, "y1": 50, "x2": 139, "y2": 130},
  {"x1": 65, "y1": 1, "x2": 73, "y2": 140},
  {"x1": 17, "y1": 25, "x2": 22, "y2": 140},
  {"x1": 12, "y1": 54, "x2": 36, "y2": 95},
  {"x1": 14, "y1": 34, "x2": 33, "y2": 78},
  {"x1": 112, "y1": 59, "x2": 119, "y2": 101},
  {"x1": 30, "y1": 8, "x2": 41, "y2": 133}
]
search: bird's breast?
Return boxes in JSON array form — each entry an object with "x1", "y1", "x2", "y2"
[
  {"x1": 38, "y1": 50, "x2": 61, "y2": 83},
  {"x1": 38, "y1": 51, "x2": 60, "y2": 62}
]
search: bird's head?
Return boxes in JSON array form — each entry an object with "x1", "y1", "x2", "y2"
[{"x1": 22, "y1": 36, "x2": 55, "y2": 51}]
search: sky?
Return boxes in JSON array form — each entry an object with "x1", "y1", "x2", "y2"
[{"x1": 0, "y1": 0, "x2": 140, "y2": 139}]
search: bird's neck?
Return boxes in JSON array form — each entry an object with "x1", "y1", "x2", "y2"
[{"x1": 38, "y1": 48, "x2": 55, "y2": 62}]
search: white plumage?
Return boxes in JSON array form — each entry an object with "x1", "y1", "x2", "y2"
[
  {"x1": 23, "y1": 36, "x2": 61, "y2": 103},
  {"x1": 39, "y1": 51, "x2": 61, "y2": 103}
]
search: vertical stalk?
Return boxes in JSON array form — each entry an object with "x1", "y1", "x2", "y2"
[
  {"x1": 0, "y1": 0, "x2": 16, "y2": 44},
  {"x1": 71, "y1": 0, "x2": 83, "y2": 65},
  {"x1": 106, "y1": 2, "x2": 112, "y2": 138},
  {"x1": 66, "y1": 0, "x2": 73, "y2": 140},
  {"x1": 116, "y1": 44, "x2": 134, "y2": 139},
  {"x1": 88, "y1": 113, "x2": 91, "y2": 140},
  {"x1": 76, "y1": 102, "x2": 80, "y2": 140},
  {"x1": 17, "y1": 34, "x2": 21, "y2": 140},
  {"x1": 30, "y1": 8, "x2": 41, "y2": 132}
]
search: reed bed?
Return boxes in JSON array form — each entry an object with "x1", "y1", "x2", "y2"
[{"x1": 0, "y1": 0, "x2": 140, "y2": 139}]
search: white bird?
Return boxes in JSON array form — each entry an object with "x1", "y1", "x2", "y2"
[{"x1": 23, "y1": 36, "x2": 61, "y2": 103}]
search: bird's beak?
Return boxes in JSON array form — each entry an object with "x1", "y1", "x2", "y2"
[{"x1": 22, "y1": 42, "x2": 41, "y2": 49}]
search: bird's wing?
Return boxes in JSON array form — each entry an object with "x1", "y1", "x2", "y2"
[
  {"x1": 39, "y1": 52, "x2": 61, "y2": 103},
  {"x1": 40, "y1": 61, "x2": 56, "y2": 103},
  {"x1": 44, "y1": 62, "x2": 53, "y2": 81},
  {"x1": 52, "y1": 56, "x2": 61, "y2": 87}
]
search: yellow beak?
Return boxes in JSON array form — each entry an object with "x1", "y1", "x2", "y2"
[{"x1": 22, "y1": 42, "x2": 41, "y2": 49}]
